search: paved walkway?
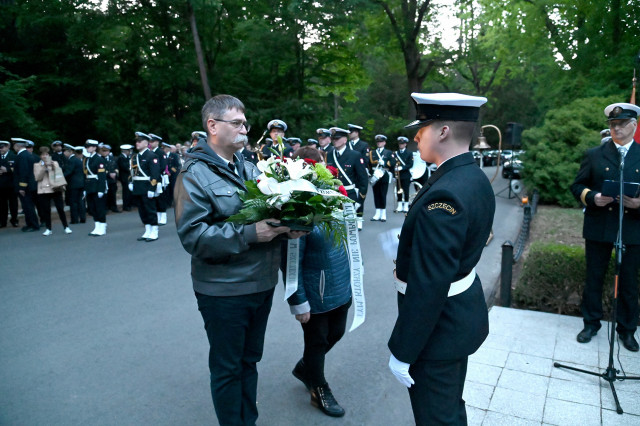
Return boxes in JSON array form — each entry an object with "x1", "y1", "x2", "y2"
[{"x1": 466, "y1": 307, "x2": 640, "y2": 425}]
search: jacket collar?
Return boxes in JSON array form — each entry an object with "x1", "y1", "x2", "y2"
[
  {"x1": 186, "y1": 139, "x2": 247, "y2": 188},
  {"x1": 411, "y1": 152, "x2": 475, "y2": 206}
]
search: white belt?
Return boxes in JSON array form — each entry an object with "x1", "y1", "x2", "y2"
[
  {"x1": 86, "y1": 176, "x2": 98, "y2": 179},
  {"x1": 343, "y1": 184, "x2": 356, "y2": 190},
  {"x1": 132, "y1": 176, "x2": 150, "y2": 181},
  {"x1": 394, "y1": 267, "x2": 476, "y2": 298}
]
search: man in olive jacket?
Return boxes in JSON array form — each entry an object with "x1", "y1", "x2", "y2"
[{"x1": 174, "y1": 94, "x2": 304, "y2": 426}]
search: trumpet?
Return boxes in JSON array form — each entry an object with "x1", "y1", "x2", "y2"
[{"x1": 394, "y1": 164, "x2": 403, "y2": 195}]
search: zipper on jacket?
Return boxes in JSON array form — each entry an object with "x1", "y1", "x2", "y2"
[{"x1": 319, "y1": 270, "x2": 325, "y2": 303}]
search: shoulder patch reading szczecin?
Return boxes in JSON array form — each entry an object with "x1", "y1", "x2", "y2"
[{"x1": 427, "y1": 202, "x2": 457, "y2": 215}]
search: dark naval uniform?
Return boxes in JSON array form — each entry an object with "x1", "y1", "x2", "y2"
[
  {"x1": 152, "y1": 146, "x2": 168, "y2": 215},
  {"x1": 83, "y1": 153, "x2": 108, "y2": 223},
  {"x1": 105, "y1": 153, "x2": 119, "y2": 212},
  {"x1": 241, "y1": 147, "x2": 258, "y2": 165},
  {"x1": 369, "y1": 148, "x2": 395, "y2": 210},
  {"x1": 389, "y1": 152, "x2": 495, "y2": 424},
  {"x1": 117, "y1": 153, "x2": 132, "y2": 210},
  {"x1": 131, "y1": 148, "x2": 160, "y2": 226},
  {"x1": 167, "y1": 150, "x2": 182, "y2": 205},
  {"x1": 395, "y1": 148, "x2": 414, "y2": 204},
  {"x1": 570, "y1": 139, "x2": 640, "y2": 335},
  {"x1": 63, "y1": 153, "x2": 86, "y2": 223},
  {"x1": 326, "y1": 148, "x2": 368, "y2": 209},
  {"x1": 0, "y1": 149, "x2": 18, "y2": 227},
  {"x1": 14, "y1": 148, "x2": 40, "y2": 229}
]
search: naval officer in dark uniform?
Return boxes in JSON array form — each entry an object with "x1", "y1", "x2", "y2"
[
  {"x1": 130, "y1": 132, "x2": 161, "y2": 242},
  {"x1": 0, "y1": 140, "x2": 19, "y2": 228},
  {"x1": 11, "y1": 138, "x2": 40, "y2": 231},
  {"x1": 326, "y1": 127, "x2": 368, "y2": 230},
  {"x1": 369, "y1": 134, "x2": 395, "y2": 222},
  {"x1": 83, "y1": 139, "x2": 108, "y2": 236},
  {"x1": 388, "y1": 93, "x2": 495, "y2": 425},
  {"x1": 394, "y1": 136, "x2": 413, "y2": 213},
  {"x1": 570, "y1": 102, "x2": 640, "y2": 352}
]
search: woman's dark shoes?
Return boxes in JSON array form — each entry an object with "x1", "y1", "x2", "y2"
[
  {"x1": 577, "y1": 326, "x2": 598, "y2": 343},
  {"x1": 619, "y1": 332, "x2": 639, "y2": 352},
  {"x1": 310, "y1": 383, "x2": 345, "y2": 417},
  {"x1": 292, "y1": 359, "x2": 311, "y2": 391}
]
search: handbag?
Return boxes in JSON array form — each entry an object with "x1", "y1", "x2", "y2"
[{"x1": 50, "y1": 163, "x2": 67, "y2": 190}]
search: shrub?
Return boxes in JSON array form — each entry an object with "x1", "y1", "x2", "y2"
[
  {"x1": 513, "y1": 242, "x2": 628, "y2": 317},
  {"x1": 521, "y1": 95, "x2": 622, "y2": 207}
]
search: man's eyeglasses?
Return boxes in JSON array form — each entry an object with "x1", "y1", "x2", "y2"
[
  {"x1": 214, "y1": 118, "x2": 251, "y2": 132},
  {"x1": 609, "y1": 119, "x2": 632, "y2": 130}
]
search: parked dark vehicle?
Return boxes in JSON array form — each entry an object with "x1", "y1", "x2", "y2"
[
  {"x1": 470, "y1": 150, "x2": 482, "y2": 165},
  {"x1": 483, "y1": 150, "x2": 499, "y2": 166}
]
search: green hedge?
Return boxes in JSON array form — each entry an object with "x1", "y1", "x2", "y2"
[{"x1": 513, "y1": 242, "x2": 626, "y2": 316}]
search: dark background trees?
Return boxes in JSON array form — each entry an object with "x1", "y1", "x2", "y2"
[{"x1": 1, "y1": 0, "x2": 639, "y2": 204}]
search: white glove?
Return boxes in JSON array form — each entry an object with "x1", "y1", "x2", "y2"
[
  {"x1": 128, "y1": 183, "x2": 133, "y2": 192},
  {"x1": 82, "y1": 191, "x2": 86, "y2": 199},
  {"x1": 147, "y1": 191, "x2": 155, "y2": 199},
  {"x1": 354, "y1": 202, "x2": 361, "y2": 211},
  {"x1": 389, "y1": 354, "x2": 414, "y2": 388},
  {"x1": 97, "y1": 192, "x2": 104, "y2": 198}
]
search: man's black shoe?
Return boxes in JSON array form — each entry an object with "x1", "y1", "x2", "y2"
[
  {"x1": 619, "y1": 332, "x2": 639, "y2": 352},
  {"x1": 311, "y1": 383, "x2": 345, "y2": 417},
  {"x1": 21, "y1": 226, "x2": 37, "y2": 232},
  {"x1": 292, "y1": 359, "x2": 311, "y2": 391},
  {"x1": 577, "y1": 326, "x2": 598, "y2": 343},
  {"x1": 11, "y1": 220, "x2": 19, "y2": 227}
]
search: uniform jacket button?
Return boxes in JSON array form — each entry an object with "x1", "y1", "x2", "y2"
[
  {"x1": 605, "y1": 167, "x2": 609, "y2": 171},
  {"x1": 609, "y1": 207, "x2": 613, "y2": 211},
  {"x1": 625, "y1": 210, "x2": 629, "y2": 214}
]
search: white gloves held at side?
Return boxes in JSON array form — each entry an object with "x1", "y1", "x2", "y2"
[
  {"x1": 147, "y1": 191, "x2": 155, "y2": 199},
  {"x1": 388, "y1": 354, "x2": 414, "y2": 388},
  {"x1": 97, "y1": 192, "x2": 104, "y2": 198}
]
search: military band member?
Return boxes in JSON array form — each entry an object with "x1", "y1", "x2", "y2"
[
  {"x1": 326, "y1": 127, "x2": 368, "y2": 230},
  {"x1": 149, "y1": 133, "x2": 168, "y2": 225},
  {"x1": 131, "y1": 132, "x2": 161, "y2": 241},
  {"x1": 388, "y1": 93, "x2": 494, "y2": 425},
  {"x1": 570, "y1": 102, "x2": 640, "y2": 352},
  {"x1": 100, "y1": 144, "x2": 120, "y2": 213},
  {"x1": 369, "y1": 134, "x2": 396, "y2": 222},
  {"x1": 262, "y1": 119, "x2": 289, "y2": 159},
  {"x1": 163, "y1": 142, "x2": 181, "y2": 208},
  {"x1": 0, "y1": 140, "x2": 19, "y2": 228},
  {"x1": 63, "y1": 143, "x2": 86, "y2": 224},
  {"x1": 347, "y1": 124, "x2": 370, "y2": 221},
  {"x1": 51, "y1": 140, "x2": 67, "y2": 168},
  {"x1": 11, "y1": 138, "x2": 39, "y2": 231},
  {"x1": 83, "y1": 139, "x2": 108, "y2": 236},
  {"x1": 117, "y1": 144, "x2": 134, "y2": 211},
  {"x1": 395, "y1": 136, "x2": 414, "y2": 213}
]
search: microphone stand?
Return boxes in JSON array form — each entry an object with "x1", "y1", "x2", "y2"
[{"x1": 554, "y1": 147, "x2": 640, "y2": 414}]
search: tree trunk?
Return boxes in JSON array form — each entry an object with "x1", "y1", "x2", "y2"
[{"x1": 188, "y1": 1, "x2": 211, "y2": 101}]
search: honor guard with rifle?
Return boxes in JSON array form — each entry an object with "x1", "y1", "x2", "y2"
[
  {"x1": 394, "y1": 136, "x2": 414, "y2": 213},
  {"x1": 149, "y1": 133, "x2": 169, "y2": 225},
  {"x1": 326, "y1": 127, "x2": 368, "y2": 230},
  {"x1": 369, "y1": 134, "x2": 395, "y2": 222},
  {"x1": 83, "y1": 139, "x2": 108, "y2": 236},
  {"x1": 130, "y1": 132, "x2": 161, "y2": 242}
]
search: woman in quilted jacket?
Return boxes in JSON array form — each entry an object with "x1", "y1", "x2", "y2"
[
  {"x1": 283, "y1": 147, "x2": 352, "y2": 418},
  {"x1": 34, "y1": 146, "x2": 71, "y2": 236}
]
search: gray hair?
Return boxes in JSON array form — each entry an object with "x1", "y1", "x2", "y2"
[{"x1": 201, "y1": 95, "x2": 245, "y2": 132}]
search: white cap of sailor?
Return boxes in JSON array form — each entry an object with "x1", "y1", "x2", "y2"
[
  {"x1": 267, "y1": 119, "x2": 287, "y2": 132},
  {"x1": 120, "y1": 144, "x2": 134, "y2": 150},
  {"x1": 604, "y1": 103, "x2": 640, "y2": 121},
  {"x1": 405, "y1": 93, "x2": 487, "y2": 129},
  {"x1": 329, "y1": 127, "x2": 349, "y2": 139}
]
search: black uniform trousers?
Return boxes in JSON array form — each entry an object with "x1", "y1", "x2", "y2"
[
  {"x1": 408, "y1": 357, "x2": 468, "y2": 426},
  {"x1": 134, "y1": 194, "x2": 157, "y2": 225},
  {"x1": 18, "y1": 190, "x2": 40, "y2": 229},
  {"x1": 583, "y1": 240, "x2": 640, "y2": 333},
  {"x1": 107, "y1": 181, "x2": 118, "y2": 211},
  {"x1": 372, "y1": 174, "x2": 390, "y2": 208},
  {"x1": 195, "y1": 288, "x2": 274, "y2": 426},
  {"x1": 155, "y1": 190, "x2": 167, "y2": 213},
  {"x1": 39, "y1": 192, "x2": 68, "y2": 230},
  {"x1": 397, "y1": 172, "x2": 411, "y2": 202},
  {"x1": 0, "y1": 187, "x2": 18, "y2": 226},
  {"x1": 86, "y1": 192, "x2": 106, "y2": 222},
  {"x1": 300, "y1": 300, "x2": 351, "y2": 388},
  {"x1": 68, "y1": 188, "x2": 86, "y2": 223},
  {"x1": 119, "y1": 177, "x2": 132, "y2": 209}
]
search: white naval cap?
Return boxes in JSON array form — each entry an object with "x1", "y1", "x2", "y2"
[
  {"x1": 347, "y1": 124, "x2": 363, "y2": 132},
  {"x1": 604, "y1": 103, "x2": 640, "y2": 121},
  {"x1": 329, "y1": 127, "x2": 350, "y2": 139},
  {"x1": 267, "y1": 119, "x2": 287, "y2": 132},
  {"x1": 85, "y1": 139, "x2": 100, "y2": 146},
  {"x1": 191, "y1": 131, "x2": 206, "y2": 139},
  {"x1": 63, "y1": 143, "x2": 75, "y2": 150},
  {"x1": 11, "y1": 137, "x2": 32, "y2": 145},
  {"x1": 406, "y1": 93, "x2": 487, "y2": 129},
  {"x1": 120, "y1": 144, "x2": 134, "y2": 150},
  {"x1": 135, "y1": 132, "x2": 151, "y2": 141}
]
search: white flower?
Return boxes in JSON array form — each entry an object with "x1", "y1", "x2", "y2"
[
  {"x1": 282, "y1": 158, "x2": 313, "y2": 180},
  {"x1": 257, "y1": 177, "x2": 280, "y2": 195}
]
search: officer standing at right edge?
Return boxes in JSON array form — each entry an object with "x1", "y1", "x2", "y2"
[{"x1": 388, "y1": 93, "x2": 495, "y2": 425}]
